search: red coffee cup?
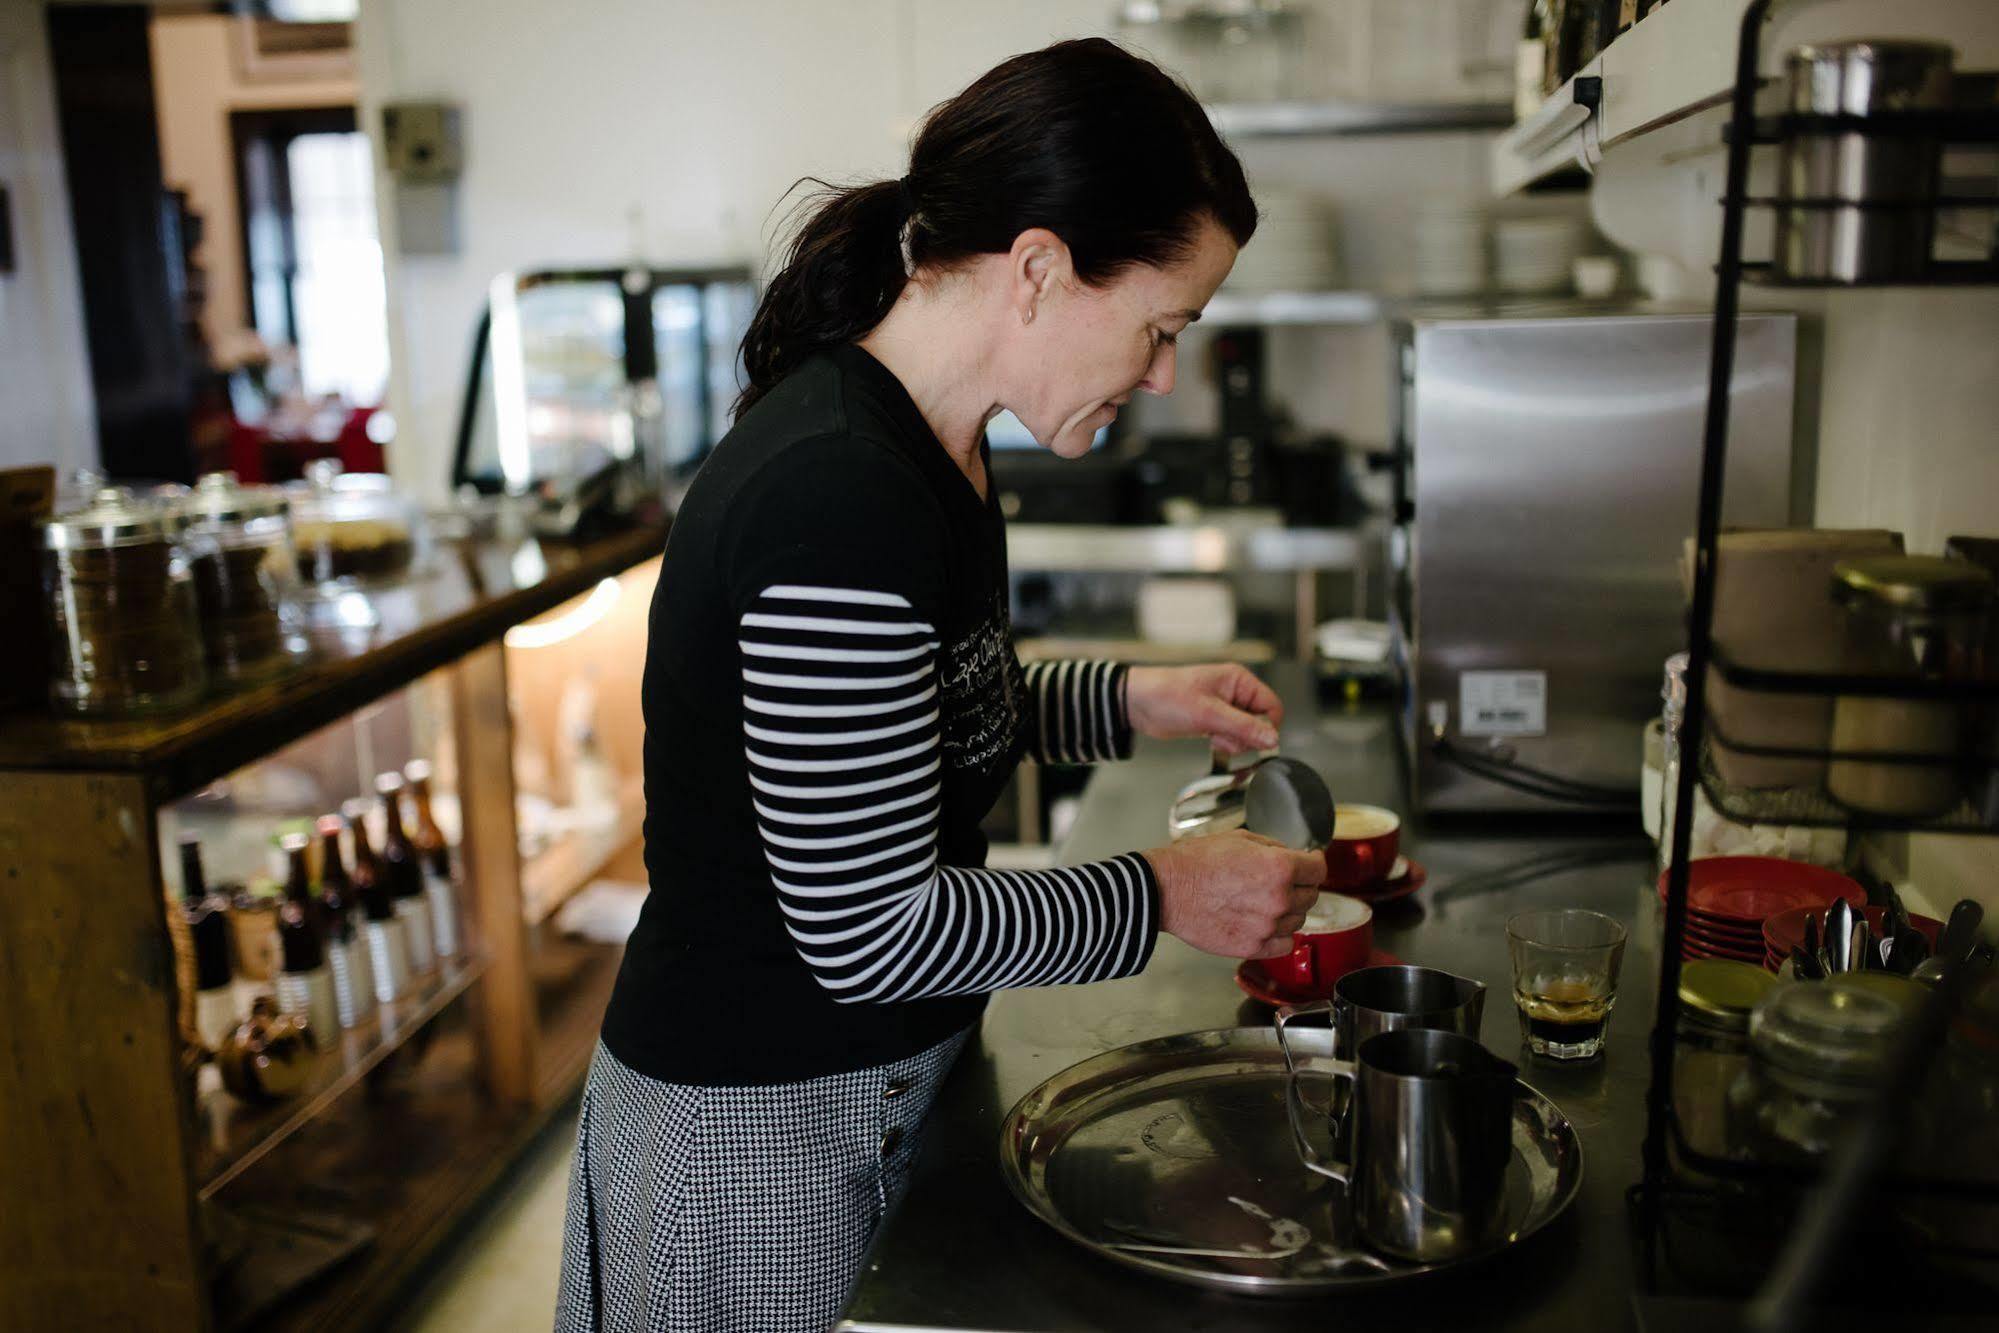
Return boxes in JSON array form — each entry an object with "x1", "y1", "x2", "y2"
[
  {"x1": 1327, "y1": 803, "x2": 1401, "y2": 893},
  {"x1": 1262, "y1": 893, "x2": 1374, "y2": 998}
]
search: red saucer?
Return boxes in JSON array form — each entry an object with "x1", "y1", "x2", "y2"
[
  {"x1": 1236, "y1": 948, "x2": 1402, "y2": 1008},
  {"x1": 1682, "y1": 940, "x2": 1764, "y2": 964},
  {"x1": 1659, "y1": 857, "x2": 1864, "y2": 923},
  {"x1": 1341, "y1": 857, "x2": 1428, "y2": 906},
  {"x1": 1683, "y1": 914, "x2": 1770, "y2": 947}
]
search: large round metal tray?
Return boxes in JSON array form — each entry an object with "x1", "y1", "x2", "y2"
[{"x1": 998, "y1": 1025, "x2": 1583, "y2": 1295}]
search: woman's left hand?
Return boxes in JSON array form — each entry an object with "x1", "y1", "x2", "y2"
[{"x1": 1125, "y1": 663, "x2": 1283, "y2": 756}]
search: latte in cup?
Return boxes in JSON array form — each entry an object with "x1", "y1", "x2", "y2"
[
  {"x1": 1333, "y1": 805, "x2": 1399, "y2": 840},
  {"x1": 1327, "y1": 804, "x2": 1402, "y2": 892},
  {"x1": 1303, "y1": 892, "x2": 1374, "y2": 934}
]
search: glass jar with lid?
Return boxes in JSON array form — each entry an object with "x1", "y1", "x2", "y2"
[
  {"x1": 1732, "y1": 974, "x2": 1920, "y2": 1166},
  {"x1": 1675, "y1": 959, "x2": 1777, "y2": 1163},
  {"x1": 183, "y1": 471, "x2": 303, "y2": 686},
  {"x1": 41, "y1": 487, "x2": 207, "y2": 715},
  {"x1": 1828, "y1": 554, "x2": 1993, "y2": 817},
  {"x1": 1906, "y1": 973, "x2": 1999, "y2": 1260},
  {"x1": 286, "y1": 460, "x2": 427, "y2": 593}
]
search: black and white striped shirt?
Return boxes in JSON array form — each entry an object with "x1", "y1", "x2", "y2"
[
  {"x1": 742, "y1": 584, "x2": 1154, "y2": 1003},
  {"x1": 606, "y1": 343, "x2": 1159, "y2": 1084}
]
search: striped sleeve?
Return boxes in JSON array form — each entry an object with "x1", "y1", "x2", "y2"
[
  {"x1": 741, "y1": 585, "x2": 1159, "y2": 1003},
  {"x1": 1021, "y1": 659, "x2": 1134, "y2": 765}
]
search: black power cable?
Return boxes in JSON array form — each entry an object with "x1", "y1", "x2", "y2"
[{"x1": 1430, "y1": 736, "x2": 1641, "y2": 807}]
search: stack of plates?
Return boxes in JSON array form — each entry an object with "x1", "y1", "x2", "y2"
[
  {"x1": 1657, "y1": 857, "x2": 1867, "y2": 967},
  {"x1": 1494, "y1": 216, "x2": 1582, "y2": 295},
  {"x1": 1411, "y1": 202, "x2": 1486, "y2": 297},
  {"x1": 1227, "y1": 188, "x2": 1340, "y2": 293},
  {"x1": 1762, "y1": 904, "x2": 1943, "y2": 973}
]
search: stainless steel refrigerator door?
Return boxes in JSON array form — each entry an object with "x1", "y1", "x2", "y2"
[{"x1": 1401, "y1": 313, "x2": 1796, "y2": 815}]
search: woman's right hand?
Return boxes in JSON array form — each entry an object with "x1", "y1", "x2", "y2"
[{"x1": 1143, "y1": 830, "x2": 1327, "y2": 960}]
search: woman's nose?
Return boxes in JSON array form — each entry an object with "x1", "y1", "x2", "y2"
[{"x1": 1139, "y1": 342, "x2": 1177, "y2": 396}]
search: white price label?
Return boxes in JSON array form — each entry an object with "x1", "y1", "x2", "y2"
[{"x1": 1459, "y1": 671, "x2": 1548, "y2": 738}]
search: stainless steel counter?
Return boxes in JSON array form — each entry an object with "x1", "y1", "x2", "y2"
[{"x1": 839, "y1": 673, "x2": 1659, "y2": 1332}]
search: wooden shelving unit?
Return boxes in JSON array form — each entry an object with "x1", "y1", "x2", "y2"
[
  {"x1": 0, "y1": 524, "x2": 666, "y2": 1333},
  {"x1": 196, "y1": 956, "x2": 492, "y2": 1200},
  {"x1": 214, "y1": 1012, "x2": 576, "y2": 1333}
]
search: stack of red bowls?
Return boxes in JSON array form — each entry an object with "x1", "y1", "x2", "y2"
[{"x1": 1657, "y1": 857, "x2": 1867, "y2": 968}]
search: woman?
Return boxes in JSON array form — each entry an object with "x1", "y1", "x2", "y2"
[{"x1": 560, "y1": 38, "x2": 1326, "y2": 1333}]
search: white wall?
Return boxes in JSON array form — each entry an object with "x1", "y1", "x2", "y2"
[
  {"x1": 354, "y1": 0, "x2": 1518, "y2": 495},
  {"x1": 0, "y1": 0, "x2": 95, "y2": 477},
  {"x1": 148, "y1": 12, "x2": 358, "y2": 357}
]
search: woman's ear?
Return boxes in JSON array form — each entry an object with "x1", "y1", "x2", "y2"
[{"x1": 1008, "y1": 227, "x2": 1072, "y2": 325}]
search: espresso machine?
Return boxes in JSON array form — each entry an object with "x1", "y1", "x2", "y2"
[{"x1": 1389, "y1": 307, "x2": 1801, "y2": 817}]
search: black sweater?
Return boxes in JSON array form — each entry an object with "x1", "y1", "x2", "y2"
[{"x1": 600, "y1": 344, "x2": 1161, "y2": 1084}]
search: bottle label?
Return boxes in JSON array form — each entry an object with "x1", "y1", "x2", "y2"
[
  {"x1": 398, "y1": 898, "x2": 436, "y2": 974},
  {"x1": 424, "y1": 871, "x2": 459, "y2": 960},
  {"x1": 367, "y1": 919, "x2": 410, "y2": 1004}
]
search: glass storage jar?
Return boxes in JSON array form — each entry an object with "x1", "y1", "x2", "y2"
[
  {"x1": 1674, "y1": 959, "x2": 1777, "y2": 1163},
  {"x1": 41, "y1": 487, "x2": 206, "y2": 715},
  {"x1": 183, "y1": 471, "x2": 302, "y2": 686},
  {"x1": 1828, "y1": 554, "x2": 1992, "y2": 817},
  {"x1": 286, "y1": 460, "x2": 426, "y2": 592},
  {"x1": 1732, "y1": 975, "x2": 1920, "y2": 1166}
]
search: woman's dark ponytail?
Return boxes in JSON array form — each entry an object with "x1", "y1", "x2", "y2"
[
  {"x1": 738, "y1": 178, "x2": 912, "y2": 416},
  {"x1": 735, "y1": 38, "x2": 1257, "y2": 417}
]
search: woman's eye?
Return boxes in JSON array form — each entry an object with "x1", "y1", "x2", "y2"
[{"x1": 1153, "y1": 330, "x2": 1177, "y2": 349}]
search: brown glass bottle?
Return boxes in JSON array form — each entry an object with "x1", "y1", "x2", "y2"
[
  {"x1": 276, "y1": 833, "x2": 336, "y2": 1049},
  {"x1": 403, "y1": 760, "x2": 460, "y2": 960},
  {"x1": 178, "y1": 833, "x2": 237, "y2": 1051},
  {"x1": 278, "y1": 835, "x2": 324, "y2": 970},
  {"x1": 375, "y1": 773, "x2": 436, "y2": 974},
  {"x1": 345, "y1": 798, "x2": 409, "y2": 1005},
  {"x1": 315, "y1": 815, "x2": 358, "y2": 945},
  {"x1": 315, "y1": 813, "x2": 373, "y2": 1028},
  {"x1": 403, "y1": 760, "x2": 452, "y2": 881}
]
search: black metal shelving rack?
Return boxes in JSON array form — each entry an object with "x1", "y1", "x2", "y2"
[{"x1": 1634, "y1": 1, "x2": 1999, "y2": 1326}]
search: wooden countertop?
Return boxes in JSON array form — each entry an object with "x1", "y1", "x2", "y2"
[{"x1": 0, "y1": 523, "x2": 666, "y2": 801}]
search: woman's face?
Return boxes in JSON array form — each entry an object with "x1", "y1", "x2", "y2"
[{"x1": 1003, "y1": 215, "x2": 1239, "y2": 459}]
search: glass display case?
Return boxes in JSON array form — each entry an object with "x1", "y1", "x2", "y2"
[{"x1": 453, "y1": 266, "x2": 757, "y2": 529}]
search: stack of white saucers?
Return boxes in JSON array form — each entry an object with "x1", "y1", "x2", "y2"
[
  {"x1": 1494, "y1": 216, "x2": 1583, "y2": 295},
  {"x1": 1227, "y1": 187, "x2": 1341, "y2": 292},
  {"x1": 1410, "y1": 202, "x2": 1487, "y2": 297}
]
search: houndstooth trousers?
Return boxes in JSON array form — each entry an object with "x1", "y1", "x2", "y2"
[{"x1": 555, "y1": 1027, "x2": 973, "y2": 1333}]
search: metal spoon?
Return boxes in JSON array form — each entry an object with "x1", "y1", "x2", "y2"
[
  {"x1": 1827, "y1": 899, "x2": 1855, "y2": 974},
  {"x1": 1790, "y1": 946, "x2": 1825, "y2": 981},
  {"x1": 1803, "y1": 914, "x2": 1820, "y2": 966},
  {"x1": 1850, "y1": 918, "x2": 1872, "y2": 972},
  {"x1": 1885, "y1": 928, "x2": 1928, "y2": 976},
  {"x1": 1882, "y1": 884, "x2": 1911, "y2": 946},
  {"x1": 1940, "y1": 899, "x2": 1985, "y2": 966}
]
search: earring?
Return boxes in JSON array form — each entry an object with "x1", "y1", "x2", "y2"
[{"x1": 1023, "y1": 306, "x2": 1036, "y2": 326}]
